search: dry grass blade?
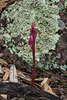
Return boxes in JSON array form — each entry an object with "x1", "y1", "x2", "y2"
[
  {"x1": 17, "y1": 70, "x2": 31, "y2": 81},
  {"x1": 35, "y1": 78, "x2": 43, "y2": 82},
  {"x1": 0, "y1": 58, "x2": 8, "y2": 66}
]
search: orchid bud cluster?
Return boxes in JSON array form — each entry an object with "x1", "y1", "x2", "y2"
[{"x1": 28, "y1": 22, "x2": 37, "y2": 49}]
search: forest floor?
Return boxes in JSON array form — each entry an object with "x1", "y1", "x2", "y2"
[{"x1": 0, "y1": 0, "x2": 67, "y2": 100}]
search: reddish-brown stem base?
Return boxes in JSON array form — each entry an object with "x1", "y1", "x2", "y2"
[
  {"x1": 30, "y1": 64, "x2": 35, "y2": 87},
  {"x1": 30, "y1": 39, "x2": 35, "y2": 87}
]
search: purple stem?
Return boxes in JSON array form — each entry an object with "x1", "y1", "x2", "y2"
[{"x1": 30, "y1": 37, "x2": 35, "y2": 87}]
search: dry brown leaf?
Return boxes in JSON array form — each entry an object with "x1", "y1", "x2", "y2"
[
  {"x1": 41, "y1": 78, "x2": 58, "y2": 97},
  {"x1": 0, "y1": 58, "x2": 8, "y2": 66},
  {"x1": 44, "y1": 83, "x2": 57, "y2": 97},
  {"x1": 3, "y1": 72, "x2": 9, "y2": 81},
  {"x1": 0, "y1": 0, "x2": 17, "y2": 13},
  {"x1": 41, "y1": 78, "x2": 50, "y2": 86},
  {"x1": 2, "y1": 67, "x2": 9, "y2": 72},
  {"x1": 2, "y1": 67, "x2": 9, "y2": 81},
  {"x1": 0, "y1": 0, "x2": 8, "y2": 13},
  {"x1": 1, "y1": 94, "x2": 7, "y2": 100}
]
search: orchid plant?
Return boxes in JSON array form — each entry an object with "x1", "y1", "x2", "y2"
[{"x1": 28, "y1": 22, "x2": 37, "y2": 86}]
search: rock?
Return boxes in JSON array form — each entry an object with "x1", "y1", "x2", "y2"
[{"x1": 58, "y1": 20, "x2": 65, "y2": 30}]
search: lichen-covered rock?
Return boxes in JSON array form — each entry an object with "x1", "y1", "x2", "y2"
[{"x1": 0, "y1": 0, "x2": 60, "y2": 66}]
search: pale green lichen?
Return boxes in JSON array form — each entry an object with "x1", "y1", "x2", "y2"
[
  {"x1": 0, "y1": 0, "x2": 60, "y2": 66},
  {"x1": 65, "y1": 0, "x2": 67, "y2": 7}
]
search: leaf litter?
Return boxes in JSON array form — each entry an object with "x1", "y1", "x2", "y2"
[{"x1": 0, "y1": 0, "x2": 67, "y2": 99}]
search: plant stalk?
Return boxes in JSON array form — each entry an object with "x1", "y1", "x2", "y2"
[{"x1": 30, "y1": 35, "x2": 35, "y2": 86}]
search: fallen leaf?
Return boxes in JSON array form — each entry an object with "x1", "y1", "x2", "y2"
[
  {"x1": 10, "y1": 65, "x2": 18, "y2": 82},
  {"x1": 41, "y1": 78, "x2": 58, "y2": 97},
  {"x1": 44, "y1": 83, "x2": 57, "y2": 97},
  {"x1": 0, "y1": 0, "x2": 8, "y2": 13},
  {"x1": 41, "y1": 78, "x2": 49, "y2": 87},
  {"x1": 3, "y1": 72, "x2": 9, "y2": 81},
  {"x1": 0, "y1": 64, "x2": 3, "y2": 74},
  {"x1": 1, "y1": 94, "x2": 7, "y2": 100},
  {"x1": 0, "y1": 0, "x2": 17, "y2": 13},
  {"x1": 2, "y1": 67, "x2": 9, "y2": 72},
  {"x1": 3, "y1": 67, "x2": 9, "y2": 81}
]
